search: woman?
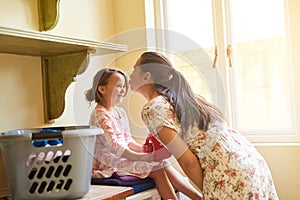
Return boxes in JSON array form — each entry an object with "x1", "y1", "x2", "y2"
[
  {"x1": 85, "y1": 68, "x2": 203, "y2": 200},
  {"x1": 129, "y1": 52, "x2": 279, "y2": 199}
]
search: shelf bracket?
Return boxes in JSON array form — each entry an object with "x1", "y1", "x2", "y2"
[
  {"x1": 42, "y1": 51, "x2": 89, "y2": 123},
  {"x1": 38, "y1": 0, "x2": 61, "y2": 31}
]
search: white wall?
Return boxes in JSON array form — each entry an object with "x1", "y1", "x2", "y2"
[
  {"x1": 0, "y1": 0, "x2": 115, "y2": 196},
  {"x1": 256, "y1": 145, "x2": 300, "y2": 199}
]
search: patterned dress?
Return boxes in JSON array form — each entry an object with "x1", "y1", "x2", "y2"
[
  {"x1": 89, "y1": 104, "x2": 160, "y2": 178},
  {"x1": 141, "y1": 96, "x2": 279, "y2": 200}
]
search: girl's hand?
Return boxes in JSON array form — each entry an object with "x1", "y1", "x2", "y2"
[
  {"x1": 142, "y1": 143, "x2": 153, "y2": 153},
  {"x1": 140, "y1": 153, "x2": 154, "y2": 162},
  {"x1": 92, "y1": 170, "x2": 104, "y2": 178}
]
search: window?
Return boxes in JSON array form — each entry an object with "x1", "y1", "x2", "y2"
[{"x1": 145, "y1": 0, "x2": 299, "y2": 142}]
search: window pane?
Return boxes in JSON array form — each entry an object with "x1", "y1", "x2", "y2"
[
  {"x1": 231, "y1": 0, "x2": 293, "y2": 129},
  {"x1": 165, "y1": 0, "x2": 214, "y2": 55},
  {"x1": 165, "y1": 0, "x2": 215, "y2": 103},
  {"x1": 173, "y1": 55, "x2": 212, "y2": 102}
]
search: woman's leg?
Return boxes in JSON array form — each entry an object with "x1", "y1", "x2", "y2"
[
  {"x1": 149, "y1": 166, "x2": 178, "y2": 200},
  {"x1": 164, "y1": 162, "x2": 203, "y2": 200}
]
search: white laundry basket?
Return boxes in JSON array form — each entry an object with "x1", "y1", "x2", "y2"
[{"x1": 0, "y1": 126, "x2": 103, "y2": 200}]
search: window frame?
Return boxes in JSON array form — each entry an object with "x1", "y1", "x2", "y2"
[{"x1": 144, "y1": 0, "x2": 300, "y2": 143}]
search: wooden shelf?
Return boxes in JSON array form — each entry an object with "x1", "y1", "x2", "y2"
[
  {"x1": 0, "y1": 27, "x2": 127, "y2": 56},
  {"x1": 0, "y1": 27, "x2": 127, "y2": 123}
]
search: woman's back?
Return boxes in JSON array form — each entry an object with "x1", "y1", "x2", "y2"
[{"x1": 141, "y1": 95, "x2": 278, "y2": 199}]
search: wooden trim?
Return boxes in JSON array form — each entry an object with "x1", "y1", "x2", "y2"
[{"x1": 79, "y1": 185, "x2": 134, "y2": 200}]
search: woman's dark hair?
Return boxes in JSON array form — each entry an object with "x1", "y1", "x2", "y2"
[
  {"x1": 85, "y1": 68, "x2": 128, "y2": 105},
  {"x1": 138, "y1": 51, "x2": 223, "y2": 132}
]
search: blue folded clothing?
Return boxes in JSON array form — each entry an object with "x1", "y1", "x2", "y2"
[
  {"x1": 32, "y1": 129, "x2": 63, "y2": 147},
  {"x1": 91, "y1": 176, "x2": 154, "y2": 186},
  {"x1": 91, "y1": 175, "x2": 156, "y2": 194},
  {"x1": 33, "y1": 139, "x2": 62, "y2": 147},
  {"x1": 130, "y1": 181, "x2": 156, "y2": 194}
]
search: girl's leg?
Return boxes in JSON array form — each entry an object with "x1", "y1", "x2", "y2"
[
  {"x1": 149, "y1": 166, "x2": 178, "y2": 200},
  {"x1": 164, "y1": 163, "x2": 203, "y2": 200}
]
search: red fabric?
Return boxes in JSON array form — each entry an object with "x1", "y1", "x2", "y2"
[{"x1": 143, "y1": 134, "x2": 172, "y2": 161}]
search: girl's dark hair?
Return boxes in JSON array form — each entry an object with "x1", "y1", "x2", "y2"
[
  {"x1": 85, "y1": 68, "x2": 128, "y2": 105},
  {"x1": 139, "y1": 52, "x2": 223, "y2": 132}
]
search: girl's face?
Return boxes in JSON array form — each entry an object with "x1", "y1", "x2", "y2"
[
  {"x1": 99, "y1": 72, "x2": 126, "y2": 107},
  {"x1": 129, "y1": 58, "x2": 145, "y2": 93}
]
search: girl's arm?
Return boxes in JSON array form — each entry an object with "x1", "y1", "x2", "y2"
[
  {"x1": 157, "y1": 126, "x2": 204, "y2": 191},
  {"x1": 94, "y1": 109, "x2": 152, "y2": 161},
  {"x1": 121, "y1": 147, "x2": 153, "y2": 161},
  {"x1": 128, "y1": 140, "x2": 143, "y2": 152},
  {"x1": 102, "y1": 129, "x2": 153, "y2": 161},
  {"x1": 119, "y1": 108, "x2": 146, "y2": 153}
]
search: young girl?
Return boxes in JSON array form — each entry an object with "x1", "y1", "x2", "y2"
[
  {"x1": 85, "y1": 68, "x2": 203, "y2": 200},
  {"x1": 129, "y1": 51, "x2": 279, "y2": 199}
]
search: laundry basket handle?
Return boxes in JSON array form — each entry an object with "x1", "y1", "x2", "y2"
[{"x1": 31, "y1": 129, "x2": 62, "y2": 140}]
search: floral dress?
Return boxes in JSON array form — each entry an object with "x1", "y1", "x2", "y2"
[
  {"x1": 89, "y1": 104, "x2": 160, "y2": 178},
  {"x1": 142, "y1": 96, "x2": 279, "y2": 200}
]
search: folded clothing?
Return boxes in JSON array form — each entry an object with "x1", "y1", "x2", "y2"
[
  {"x1": 111, "y1": 172, "x2": 141, "y2": 182},
  {"x1": 130, "y1": 181, "x2": 156, "y2": 194},
  {"x1": 91, "y1": 172, "x2": 156, "y2": 193},
  {"x1": 91, "y1": 172, "x2": 154, "y2": 186},
  {"x1": 33, "y1": 139, "x2": 62, "y2": 147},
  {"x1": 32, "y1": 129, "x2": 63, "y2": 147},
  {"x1": 91, "y1": 176, "x2": 154, "y2": 186}
]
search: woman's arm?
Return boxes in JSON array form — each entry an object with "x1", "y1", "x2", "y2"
[
  {"x1": 157, "y1": 126, "x2": 204, "y2": 191},
  {"x1": 177, "y1": 147, "x2": 204, "y2": 191}
]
